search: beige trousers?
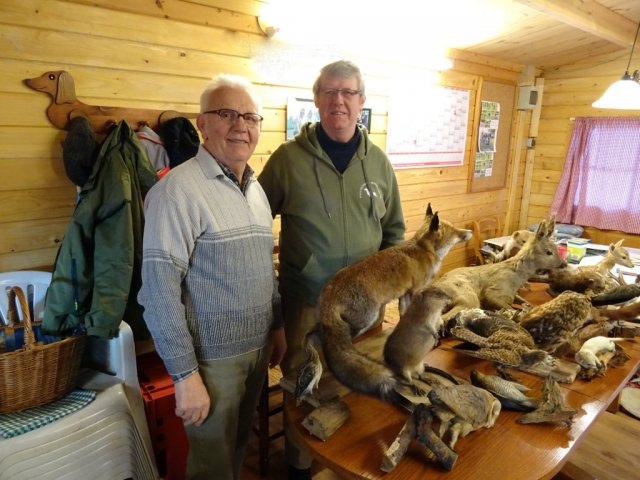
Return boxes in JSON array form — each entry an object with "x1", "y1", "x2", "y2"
[{"x1": 184, "y1": 347, "x2": 268, "y2": 480}]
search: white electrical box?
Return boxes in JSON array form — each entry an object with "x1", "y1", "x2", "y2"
[{"x1": 517, "y1": 86, "x2": 538, "y2": 110}]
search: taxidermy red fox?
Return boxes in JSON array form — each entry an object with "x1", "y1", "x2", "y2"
[{"x1": 317, "y1": 205, "x2": 472, "y2": 397}]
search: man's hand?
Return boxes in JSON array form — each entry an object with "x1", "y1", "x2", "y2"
[
  {"x1": 174, "y1": 372, "x2": 211, "y2": 426},
  {"x1": 268, "y1": 327, "x2": 287, "y2": 368}
]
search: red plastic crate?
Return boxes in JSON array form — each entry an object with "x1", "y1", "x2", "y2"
[{"x1": 137, "y1": 352, "x2": 188, "y2": 480}]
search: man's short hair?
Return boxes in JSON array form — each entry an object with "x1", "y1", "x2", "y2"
[
  {"x1": 200, "y1": 74, "x2": 261, "y2": 113},
  {"x1": 312, "y1": 60, "x2": 365, "y2": 100}
]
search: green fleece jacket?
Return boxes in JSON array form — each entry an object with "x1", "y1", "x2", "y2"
[{"x1": 258, "y1": 123, "x2": 405, "y2": 306}]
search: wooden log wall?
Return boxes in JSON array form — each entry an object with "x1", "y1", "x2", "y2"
[
  {"x1": 525, "y1": 49, "x2": 640, "y2": 248},
  {"x1": 0, "y1": 0, "x2": 532, "y2": 274}
]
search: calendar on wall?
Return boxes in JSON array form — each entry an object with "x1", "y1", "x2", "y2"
[{"x1": 386, "y1": 85, "x2": 470, "y2": 169}]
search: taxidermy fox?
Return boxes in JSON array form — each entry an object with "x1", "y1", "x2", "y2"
[
  {"x1": 383, "y1": 285, "x2": 451, "y2": 383},
  {"x1": 318, "y1": 205, "x2": 472, "y2": 397},
  {"x1": 435, "y1": 218, "x2": 566, "y2": 323}
]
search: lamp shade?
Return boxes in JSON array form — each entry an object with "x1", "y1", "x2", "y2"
[{"x1": 592, "y1": 77, "x2": 640, "y2": 109}]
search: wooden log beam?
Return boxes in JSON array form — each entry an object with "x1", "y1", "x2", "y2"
[
  {"x1": 301, "y1": 400, "x2": 350, "y2": 441},
  {"x1": 515, "y1": 0, "x2": 637, "y2": 48}
]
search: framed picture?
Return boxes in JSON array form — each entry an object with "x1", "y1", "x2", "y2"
[
  {"x1": 358, "y1": 108, "x2": 372, "y2": 132},
  {"x1": 286, "y1": 97, "x2": 320, "y2": 140}
]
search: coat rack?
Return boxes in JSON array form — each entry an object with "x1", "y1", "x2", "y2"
[{"x1": 24, "y1": 70, "x2": 197, "y2": 134}]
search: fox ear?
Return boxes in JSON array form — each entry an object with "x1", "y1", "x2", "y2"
[
  {"x1": 426, "y1": 203, "x2": 433, "y2": 217},
  {"x1": 429, "y1": 212, "x2": 440, "y2": 232}
]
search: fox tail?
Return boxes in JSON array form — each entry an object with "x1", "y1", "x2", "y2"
[{"x1": 320, "y1": 306, "x2": 397, "y2": 398}]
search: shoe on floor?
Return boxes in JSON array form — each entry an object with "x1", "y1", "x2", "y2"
[{"x1": 288, "y1": 465, "x2": 312, "y2": 480}]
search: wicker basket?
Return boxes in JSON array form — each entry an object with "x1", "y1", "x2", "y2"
[{"x1": 0, "y1": 286, "x2": 86, "y2": 414}]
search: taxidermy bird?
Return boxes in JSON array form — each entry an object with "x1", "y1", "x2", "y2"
[
  {"x1": 294, "y1": 334, "x2": 323, "y2": 405},
  {"x1": 427, "y1": 384, "x2": 501, "y2": 450},
  {"x1": 519, "y1": 291, "x2": 593, "y2": 356},
  {"x1": 447, "y1": 309, "x2": 548, "y2": 368},
  {"x1": 575, "y1": 336, "x2": 629, "y2": 380},
  {"x1": 517, "y1": 377, "x2": 577, "y2": 426},
  {"x1": 447, "y1": 308, "x2": 518, "y2": 336},
  {"x1": 470, "y1": 369, "x2": 539, "y2": 412},
  {"x1": 591, "y1": 282, "x2": 640, "y2": 306}
]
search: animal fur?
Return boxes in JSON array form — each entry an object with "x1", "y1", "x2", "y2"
[
  {"x1": 318, "y1": 205, "x2": 472, "y2": 397},
  {"x1": 435, "y1": 218, "x2": 566, "y2": 323},
  {"x1": 546, "y1": 239, "x2": 633, "y2": 296},
  {"x1": 383, "y1": 286, "x2": 451, "y2": 383},
  {"x1": 24, "y1": 70, "x2": 185, "y2": 133},
  {"x1": 575, "y1": 336, "x2": 626, "y2": 370},
  {"x1": 594, "y1": 300, "x2": 640, "y2": 321},
  {"x1": 493, "y1": 230, "x2": 534, "y2": 262}
]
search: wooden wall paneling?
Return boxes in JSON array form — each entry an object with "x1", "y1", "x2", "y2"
[
  {"x1": 0, "y1": 0, "x2": 257, "y2": 59},
  {"x1": 399, "y1": 180, "x2": 469, "y2": 203},
  {"x1": 582, "y1": 227, "x2": 640, "y2": 249},
  {"x1": 466, "y1": 76, "x2": 484, "y2": 192},
  {"x1": 451, "y1": 59, "x2": 521, "y2": 84},
  {"x1": 0, "y1": 25, "x2": 254, "y2": 80},
  {"x1": 0, "y1": 248, "x2": 59, "y2": 273},
  {"x1": 396, "y1": 165, "x2": 469, "y2": 186},
  {"x1": 0, "y1": 218, "x2": 69, "y2": 255},
  {"x1": 0, "y1": 0, "x2": 530, "y2": 272},
  {"x1": 0, "y1": 158, "x2": 69, "y2": 190},
  {"x1": 0, "y1": 127, "x2": 65, "y2": 159},
  {"x1": 64, "y1": 0, "x2": 263, "y2": 35},
  {"x1": 0, "y1": 188, "x2": 76, "y2": 223},
  {"x1": 518, "y1": 149, "x2": 536, "y2": 229},
  {"x1": 502, "y1": 108, "x2": 524, "y2": 236}
]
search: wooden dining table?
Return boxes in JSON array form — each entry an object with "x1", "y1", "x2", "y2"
[{"x1": 284, "y1": 284, "x2": 640, "y2": 480}]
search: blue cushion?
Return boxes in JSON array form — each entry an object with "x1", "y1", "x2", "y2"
[{"x1": 528, "y1": 223, "x2": 584, "y2": 240}]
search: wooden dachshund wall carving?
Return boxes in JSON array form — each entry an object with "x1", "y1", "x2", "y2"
[{"x1": 24, "y1": 70, "x2": 193, "y2": 134}]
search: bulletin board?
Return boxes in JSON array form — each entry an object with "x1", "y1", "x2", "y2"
[{"x1": 469, "y1": 81, "x2": 515, "y2": 192}]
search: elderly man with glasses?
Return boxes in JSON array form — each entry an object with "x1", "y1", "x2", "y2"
[
  {"x1": 139, "y1": 74, "x2": 286, "y2": 480},
  {"x1": 258, "y1": 60, "x2": 405, "y2": 480}
]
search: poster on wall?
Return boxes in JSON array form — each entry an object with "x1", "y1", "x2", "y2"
[
  {"x1": 286, "y1": 97, "x2": 320, "y2": 140},
  {"x1": 474, "y1": 152, "x2": 494, "y2": 177},
  {"x1": 478, "y1": 100, "x2": 500, "y2": 153},
  {"x1": 386, "y1": 85, "x2": 470, "y2": 169},
  {"x1": 474, "y1": 100, "x2": 500, "y2": 177},
  {"x1": 359, "y1": 108, "x2": 372, "y2": 132}
]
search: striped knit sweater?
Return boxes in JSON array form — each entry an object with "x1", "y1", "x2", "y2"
[{"x1": 138, "y1": 146, "x2": 281, "y2": 379}]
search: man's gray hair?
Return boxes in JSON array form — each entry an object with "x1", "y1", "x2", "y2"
[
  {"x1": 312, "y1": 60, "x2": 365, "y2": 100},
  {"x1": 200, "y1": 74, "x2": 261, "y2": 113}
]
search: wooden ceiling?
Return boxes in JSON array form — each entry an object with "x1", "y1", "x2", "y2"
[{"x1": 455, "y1": 0, "x2": 640, "y2": 69}]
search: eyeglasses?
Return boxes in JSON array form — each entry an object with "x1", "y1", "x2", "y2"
[
  {"x1": 321, "y1": 88, "x2": 361, "y2": 98},
  {"x1": 203, "y1": 108, "x2": 263, "y2": 128}
]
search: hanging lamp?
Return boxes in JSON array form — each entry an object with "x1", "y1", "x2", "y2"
[{"x1": 592, "y1": 19, "x2": 640, "y2": 110}]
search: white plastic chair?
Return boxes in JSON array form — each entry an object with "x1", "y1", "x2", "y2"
[{"x1": 0, "y1": 271, "x2": 159, "y2": 480}]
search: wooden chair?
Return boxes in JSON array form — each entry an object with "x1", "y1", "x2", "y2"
[
  {"x1": 251, "y1": 243, "x2": 284, "y2": 476},
  {"x1": 253, "y1": 367, "x2": 284, "y2": 476},
  {"x1": 471, "y1": 216, "x2": 502, "y2": 265}
]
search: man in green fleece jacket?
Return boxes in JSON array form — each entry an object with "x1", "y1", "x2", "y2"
[{"x1": 258, "y1": 60, "x2": 405, "y2": 480}]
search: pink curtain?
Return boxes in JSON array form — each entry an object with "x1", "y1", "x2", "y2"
[{"x1": 550, "y1": 116, "x2": 640, "y2": 234}]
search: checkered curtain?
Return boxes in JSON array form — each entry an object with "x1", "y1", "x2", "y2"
[{"x1": 550, "y1": 116, "x2": 640, "y2": 234}]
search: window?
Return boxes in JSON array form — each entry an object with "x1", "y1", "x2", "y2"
[{"x1": 550, "y1": 116, "x2": 640, "y2": 234}]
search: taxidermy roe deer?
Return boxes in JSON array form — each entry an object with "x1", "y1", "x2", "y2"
[{"x1": 435, "y1": 218, "x2": 566, "y2": 323}]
